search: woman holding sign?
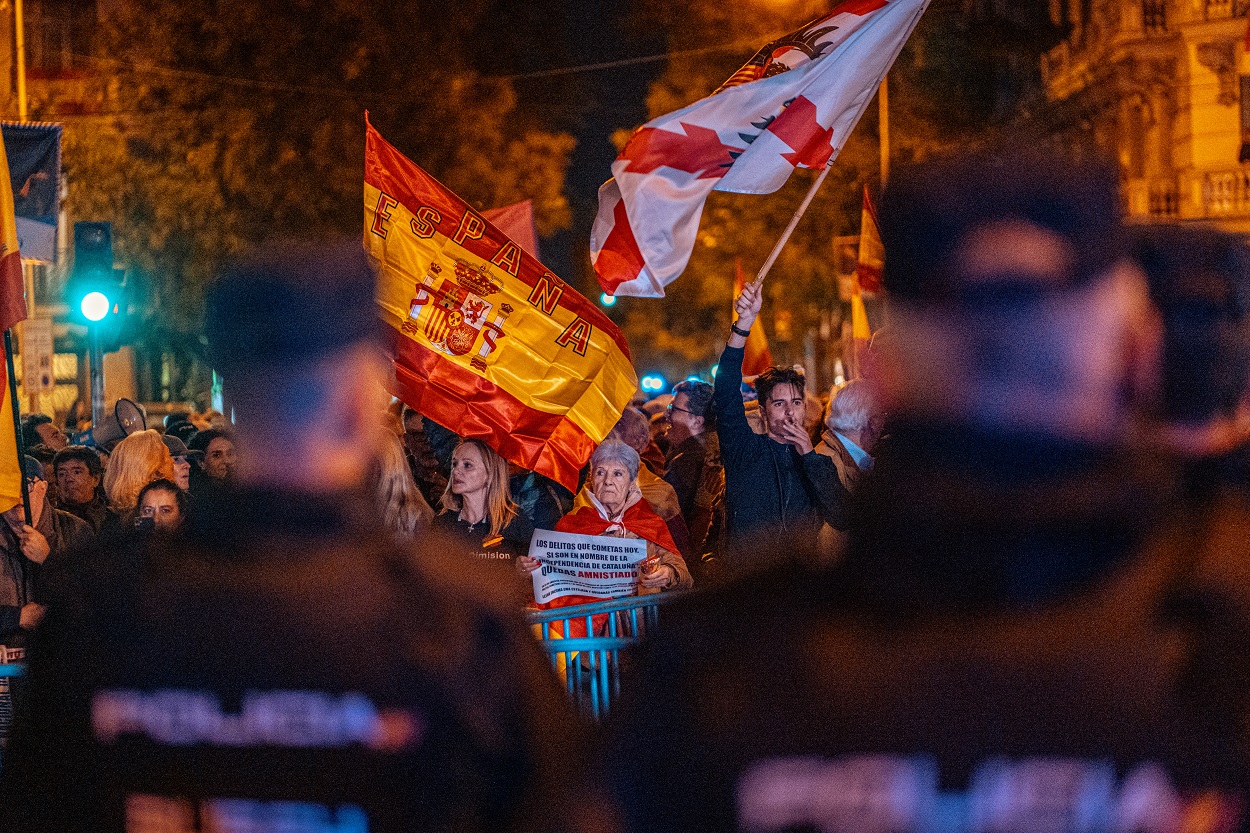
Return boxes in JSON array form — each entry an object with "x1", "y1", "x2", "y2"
[
  {"x1": 433, "y1": 438, "x2": 535, "y2": 563},
  {"x1": 516, "y1": 440, "x2": 692, "y2": 593}
]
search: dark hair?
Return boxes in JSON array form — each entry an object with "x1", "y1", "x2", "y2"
[
  {"x1": 166, "y1": 421, "x2": 199, "y2": 446},
  {"x1": 53, "y1": 445, "x2": 104, "y2": 477},
  {"x1": 25, "y1": 444, "x2": 56, "y2": 465},
  {"x1": 754, "y1": 366, "x2": 805, "y2": 405},
  {"x1": 136, "y1": 478, "x2": 188, "y2": 517},
  {"x1": 1132, "y1": 224, "x2": 1250, "y2": 424},
  {"x1": 206, "y1": 242, "x2": 380, "y2": 374},
  {"x1": 188, "y1": 428, "x2": 233, "y2": 454},
  {"x1": 671, "y1": 380, "x2": 715, "y2": 424},
  {"x1": 20, "y1": 414, "x2": 53, "y2": 449}
]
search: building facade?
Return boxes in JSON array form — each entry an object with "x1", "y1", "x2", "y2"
[{"x1": 1042, "y1": 0, "x2": 1250, "y2": 231}]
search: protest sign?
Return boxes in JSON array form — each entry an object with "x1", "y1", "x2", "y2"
[{"x1": 528, "y1": 528, "x2": 648, "y2": 605}]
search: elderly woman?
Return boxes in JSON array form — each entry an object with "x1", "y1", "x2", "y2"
[{"x1": 517, "y1": 440, "x2": 692, "y2": 593}]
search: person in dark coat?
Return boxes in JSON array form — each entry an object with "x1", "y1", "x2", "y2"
[
  {"x1": 0, "y1": 242, "x2": 608, "y2": 833},
  {"x1": 51, "y1": 445, "x2": 112, "y2": 534},
  {"x1": 600, "y1": 145, "x2": 1250, "y2": 833},
  {"x1": 711, "y1": 307, "x2": 850, "y2": 572},
  {"x1": 0, "y1": 456, "x2": 92, "y2": 648}
]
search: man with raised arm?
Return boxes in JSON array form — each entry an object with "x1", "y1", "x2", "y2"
[{"x1": 711, "y1": 280, "x2": 849, "y2": 573}]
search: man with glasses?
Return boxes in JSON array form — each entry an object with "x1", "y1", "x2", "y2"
[{"x1": 664, "y1": 381, "x2": 723, "y2": 568}]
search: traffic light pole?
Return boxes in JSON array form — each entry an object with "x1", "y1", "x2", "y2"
[{"x1": 89, "y1": 324, "x2": 104, "y2": 430}]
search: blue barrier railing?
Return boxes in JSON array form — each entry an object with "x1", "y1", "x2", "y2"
[
  {"x1": 525, "y1": 593, "x2": 680, "y2": 719},
  {"x1": 0, "y1": 662, "x2": 23, "y2": 753}
]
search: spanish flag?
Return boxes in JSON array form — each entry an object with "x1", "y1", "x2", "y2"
[
  {"x1": 848, "y1": 186, "x2": 880, "y2": 379},
  {"x1": 365, "y1": 117, "x2": 638, "y2": 492},
  {"x1": 855, "y1": 185, "x2": 883, "y2": 295},
  {"x1": 0, "y1": 136, "x2": 27, "y2": 514}
]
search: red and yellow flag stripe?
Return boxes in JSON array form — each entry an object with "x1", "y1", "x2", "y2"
[
  {"x1": 364, "y1": 117, "x2": 637, "y2": 491},
  {"x1": 0, "y1": 135, "x2": 27, "y2": 513}
]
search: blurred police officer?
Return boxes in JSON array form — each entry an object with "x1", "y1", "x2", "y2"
[
  {"x1": 0, "y1": 243, "x2": 606, "y2": 833},
  {"x1": 600, "y1": 147, "x2": 1250, "y2": 832}
]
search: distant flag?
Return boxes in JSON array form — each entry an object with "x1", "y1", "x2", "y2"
[
  {"x1": 482, "y1": 199, "x2": 540, "y2": 261},
  {"x1": 365, "y1": 117, "x2": 637, "y2": 492},
  {"x1": 848, "y1": 187, "x2": 880, "y2": 380},
  {"x1": 591, "y1": 0, "x2": 930, "y2": 298},
  {"x1": 0, "y1": 134, "x2": 28, "y2": 515},
  {"x1": 1, "y1": 122, "x2": 62, "y2": 264},
  {"x1": 855, "y1": 185, "x2": 883, "y2": 294},
  {"x1": 735, "y1": 259, "x2": 773, "y2": 376}
]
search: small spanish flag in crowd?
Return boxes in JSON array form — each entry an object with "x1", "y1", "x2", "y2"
[
  {"x1": 364, "y1": 116, "x2": 638, "y2": 492},
  {"x1": 848, "y1": 186, "x2": 881, "y2": 379}
]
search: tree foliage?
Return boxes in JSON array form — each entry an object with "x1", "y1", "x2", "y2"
[{"x1": 41, "y1": 0, "x2": 575, "y2": 398}]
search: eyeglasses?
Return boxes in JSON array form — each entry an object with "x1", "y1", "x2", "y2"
[{"x1": 666, "y1": 404, "x2": 695, "y2": 416}]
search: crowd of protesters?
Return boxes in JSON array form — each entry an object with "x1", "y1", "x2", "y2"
[{"x1": 3, "y1": 139, "x2": 1250, "y2": 832}]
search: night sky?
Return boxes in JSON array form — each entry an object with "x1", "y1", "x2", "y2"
[{"x1": 469, "y1": 0, "x2": 670, "y2": 286}]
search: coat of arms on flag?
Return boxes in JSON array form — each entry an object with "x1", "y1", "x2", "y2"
[{"x1": 409, "y1": 260, "x2": 507, "y2": 363}]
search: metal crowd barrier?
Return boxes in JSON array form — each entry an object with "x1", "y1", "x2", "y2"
[
  {"x1": 0, "y1": 662, "x2": 25, "y2": 762},
  {"x1": 525, "y1": 593, "x2": 680, "y2": 720}
]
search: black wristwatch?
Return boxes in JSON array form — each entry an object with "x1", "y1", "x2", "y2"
[{"x1": 731, "y1": 322, "x2": 752, "y2": 338}]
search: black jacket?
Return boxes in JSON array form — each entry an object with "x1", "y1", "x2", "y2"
[
  {"x1": 712, "y1": 346, "x2": 848, "y2": 568},
  {"x1": 601, "y1": 422, "x2": 1250, "y2": 833},
  {"x1": 0, "y1": 488, "x2": 597, "y2": 833},
  {"x1": 0, "y1": 504, "x2": 93, "y2": 642}
]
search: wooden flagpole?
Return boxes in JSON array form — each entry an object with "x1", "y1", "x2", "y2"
[
  {"x1": 751, "y1": 158, "x2": 837, "y2": 287},
  {"x1": 879, "y1": 77, "x2": 890, "y2": 185}
]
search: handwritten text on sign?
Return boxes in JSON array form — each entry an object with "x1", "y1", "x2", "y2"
[{"x1": 528, "y1": 529, "x2": 648, "y2": 604}]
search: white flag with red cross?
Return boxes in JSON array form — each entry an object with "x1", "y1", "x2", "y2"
[{"x1": 591, "y1": 0, "x2": 929, "y2": 298}]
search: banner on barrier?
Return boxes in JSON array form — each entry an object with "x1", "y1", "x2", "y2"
[{"x1": 528, "y1": 529, "x2": 648, "y2": 604}]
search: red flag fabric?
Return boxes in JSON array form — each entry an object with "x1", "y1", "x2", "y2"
[
  {"x1": 482, "y1": 199, "x2": 540, "y2": 262},
  {"x1": 365, "y1": 118, "x2": 638, "y2": 493},
  {"x1": 591, "y1": 0, "x2": 929, "y2": 298},
  {"x1": 855, "y1": 185, "x2": 883, "y2": 295},
  {"x1": 734, "y1": 259, "x2": 773, "y2": 376}
]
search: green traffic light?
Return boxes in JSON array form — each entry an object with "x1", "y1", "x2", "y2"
[{"x1": 81, "y1": 291, "x2": 110, "y2": 322}]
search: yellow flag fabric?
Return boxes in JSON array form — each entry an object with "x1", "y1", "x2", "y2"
[
  {"x1": 364, "y1": 117, "x2": 637, "y2": 491},
  {"x1": 848, "y1": 187, "x2": 880, "y2": 381},
  {"x1": 855, "y1": 185, "x2": 884, "y2": 295},
  {"x1": 0, "y1": 135, "x2": 28, "y2": 514}
]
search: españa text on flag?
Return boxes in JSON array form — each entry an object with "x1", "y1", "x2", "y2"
[{"x1": 364, "y1": 117, "x2": 638, "y2": 492}]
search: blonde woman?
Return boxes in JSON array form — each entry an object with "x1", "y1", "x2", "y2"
[
  {"x1": 102, "y1": 430, "x2": 176, "y2": 529},
  {"x1": 370, "y1": 431, "x2": 433, "y2": 540},
  {"x1": 432, "y1": 438, "x2": 533, "y2": 562}
]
